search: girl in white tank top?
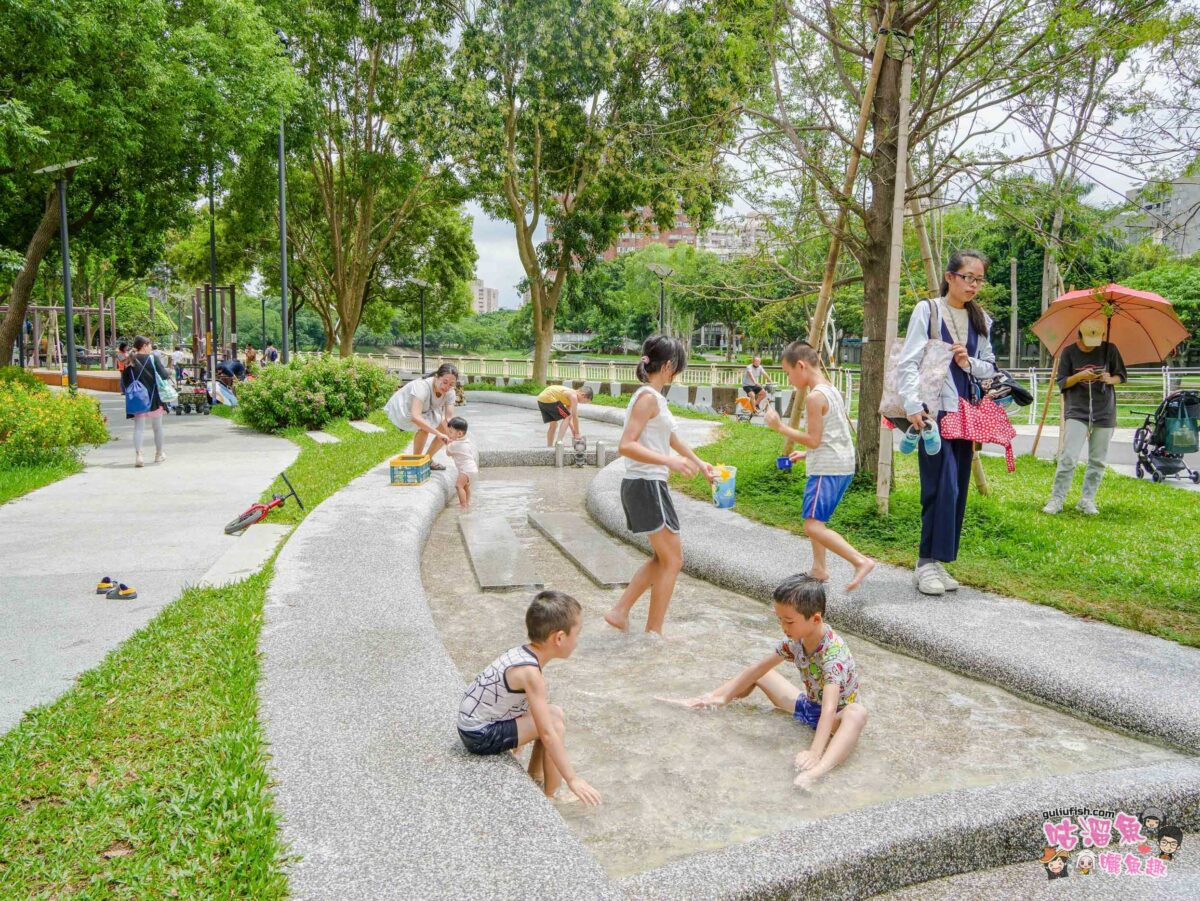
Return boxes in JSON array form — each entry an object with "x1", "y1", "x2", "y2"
[{"x1": 605, "y1": 336, "x2": 714, "y2": 636}]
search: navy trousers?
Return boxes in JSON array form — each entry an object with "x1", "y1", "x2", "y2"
[{"x1": 917, "y1": 419, "x2": 975, "y2": 562}]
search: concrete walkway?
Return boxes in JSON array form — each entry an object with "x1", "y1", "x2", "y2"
[{"x1": 0, "y1": 392, "x2": 297, "y2": 734}]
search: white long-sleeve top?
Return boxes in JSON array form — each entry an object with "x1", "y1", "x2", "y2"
[{"x1": 897, "y1": 298, "x2": 997, "y2": 417}]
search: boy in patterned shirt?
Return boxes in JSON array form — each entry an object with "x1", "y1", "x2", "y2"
[{"x1": 668, "y1": 573, "x2": 867, "y2": 789}]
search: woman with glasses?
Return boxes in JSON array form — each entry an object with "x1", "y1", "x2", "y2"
[{"x1": 896, "y1": 250, "x2": 997, "y2": 595}]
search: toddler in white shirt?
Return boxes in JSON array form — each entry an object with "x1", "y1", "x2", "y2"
[{"x1": 445, "y1": 416, "x2": 478, "y2": 508}]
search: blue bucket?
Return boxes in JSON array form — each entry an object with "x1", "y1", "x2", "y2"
[{"x1": 712, "y1": 466, "x2": 737, "y2": 509}]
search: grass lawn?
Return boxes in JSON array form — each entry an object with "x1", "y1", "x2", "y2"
[
  {"x1": 0, "y1": 458, "x2": 82, "y2": 506},
  {"x1": 0, "y1": 410, "x2": 405, "y2": 898},
  {"x1": 676, "y1": 424, "x2": 1200, "y2": 648}
]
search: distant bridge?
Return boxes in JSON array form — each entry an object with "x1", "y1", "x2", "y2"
[{"x1": 551, "y1": 333, "x2": 639, "y2": 353}]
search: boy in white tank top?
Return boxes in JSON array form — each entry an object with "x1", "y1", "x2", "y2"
[{"x1": 765, "y1": 341, "x2": 875, "y2": 592}]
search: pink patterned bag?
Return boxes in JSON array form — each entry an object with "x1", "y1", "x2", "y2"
[{"x1": 940, "y1": 394, "x2": 1017, "y2": 471}]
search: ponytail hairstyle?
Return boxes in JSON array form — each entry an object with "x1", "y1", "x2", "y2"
[
  {"x1": 940, "y1": 249, "x2": 990, "y2": 338},
  {"x1": 636, "y1": 334, "x2": 687, "y2": 383},
  {"x1": 428, "y1": 362, "x2": 459, "y2": 381}
]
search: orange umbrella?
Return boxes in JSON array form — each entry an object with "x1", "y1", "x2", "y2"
[{"x1": 1031, "y1": 283, "x2": 1190, "y2": 365}]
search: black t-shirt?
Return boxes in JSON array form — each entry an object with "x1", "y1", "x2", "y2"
[{"x1": 1057, "y1": 342, "x2": 1127, "y2": 427}]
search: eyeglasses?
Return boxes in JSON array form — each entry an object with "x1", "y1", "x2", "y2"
[{"x1": 950, "y1": 272, "x2": 986, "y2": 288}]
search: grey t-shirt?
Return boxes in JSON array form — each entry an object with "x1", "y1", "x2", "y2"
[{"x1": 1057, "y1": 342, "x2": 1127, "y2": 427}]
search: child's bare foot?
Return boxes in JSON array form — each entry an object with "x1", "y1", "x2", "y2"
[
  {"x1": 604, "y1": 608, "x2": 629, "y2": 631},
  {"x1": 846, "y1": 558, "x2": 876, "y2": 592},
  {"x1": 805, "y1": 569, "x2": 830, "y2": 583}
]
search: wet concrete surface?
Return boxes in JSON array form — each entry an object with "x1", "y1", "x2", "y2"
[{"x1": 423, "y1": 467, "x2": 1181, "y2": 878}]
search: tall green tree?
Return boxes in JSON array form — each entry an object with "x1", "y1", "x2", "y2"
[
  {"x1": 745, "y1": 0, "x2": 1183, "y2": 476},
  {"x1": 275, "y1": 0, "x2": 476, "y2": 354},
  {"x1": 0, "y1": 0, "x2": 295, "y2": 360},
  {"x1": 451, "y1": 0, "x2": 765, "y2": 382}
]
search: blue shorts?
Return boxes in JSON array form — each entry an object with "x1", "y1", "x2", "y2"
[
  {"x1": 793, "y1": 696, "x2": 823, "y2": 729},
  {"x1": 458, "y1": 719, "x2": 519, "y2": 755},
  {"x1": 803, "y1": 474, "x2": 853, "y2": 522}
]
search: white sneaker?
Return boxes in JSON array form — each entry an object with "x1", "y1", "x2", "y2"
[
  {"x1": 915, "y1": 563, "x2": 945, "y2": 596},
  {"x1": 135, "y1": 453, "x2": 144, "y2": 468},
  {"x1": 935, "y1": 563, "x2": 960, "y2": 591},
  {"x1": 1042, "y1": 497, "x2": 1063, "y2": 514},
  {"x1": 1077, "y1": 499, "x2": 1099, "y2": 515},
  {"x1": 154, "y1": 452, "x2": 166, "y2": 464}
]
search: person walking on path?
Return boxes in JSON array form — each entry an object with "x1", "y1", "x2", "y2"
[
  {"x1": 244, "y1": 343, "x2": 258, "y2": 373},
  {"x1": 605, "y1": 335, "x2": 715, "y2": 636},
  {"x1": 383, "y1": 363, "x2": 458, "y2": 469},
  {"x1": 121, "y1": 336, "x2": 171, "y2": 468},
  {"x1": 897, "y1": 250, "x2": 997, "y2": 596},
  {"x1": 1042, "y1": 318, "x2": 1127, "y2": 516},
  {"x1": 171, "y1": 345, "x2": 186, "y2": 381},
  {"x1": 115, "y1": 342, "x2": 129, "y2": 373}
]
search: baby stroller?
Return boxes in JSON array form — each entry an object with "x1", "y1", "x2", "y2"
[{"x1": 1133, "y1": 389, "x2": 1200, "y2": 483}]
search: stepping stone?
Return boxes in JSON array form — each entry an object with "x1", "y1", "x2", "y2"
[
  {"x1": 459, "y1": 514, "x2": 544, "y2": 590},
  {"x1": 305, "y1": 430, "x2": 339, "y2": 444},
  {"x1": 349, "y1": 420, "x2": 384, "y2": 434},
  {"x1": 527, "y1": 511, "x2": 640, "y2": 588}
]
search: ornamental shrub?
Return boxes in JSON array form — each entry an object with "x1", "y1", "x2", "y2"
[
  {"x1": 235, "y1": 355, "x2": 396, "y2": 432},
  {"x1": 0, "y1": 383, "x2": 109, "y2": 467},
  {"x1": 0, "y1": 366, "x2": 46, "y2": 392}
]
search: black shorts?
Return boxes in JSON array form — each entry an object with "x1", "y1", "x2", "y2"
[
  {"x1": 620, "y1": 478, "x2": 680, "y2": 535},
  {"x1": 538, "y1": 400, "x2": 569, "y2": 423},
  {"x1": 458, "y1": 719, "x2": 519, "y2": 756},
  {"x1": 743, "y1": 385, "x2": 765, "y2": 395}
]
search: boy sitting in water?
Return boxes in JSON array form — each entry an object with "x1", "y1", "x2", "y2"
[
  {"x1": 444, "y1": 416, "x2": 478, "y2": 508},
  {"x1": 458, "y1": 590, "x2": 602, "y2": 805},
  {"x1": 666, "y1": 574, "x2": 866, "y2": 789}
]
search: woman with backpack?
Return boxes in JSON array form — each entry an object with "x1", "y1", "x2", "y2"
[
  {"x1": 896, "y1": 250, "x2": 997, "y2": 596},
  {"x1": 121, "y1": 335, "x2": 172, "y2": 468}
]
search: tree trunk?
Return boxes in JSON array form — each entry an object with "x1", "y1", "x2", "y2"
[
  {"x1": 856, "y1": 42, "x2": 904, "y2": 477},
  {"x1": 725, "y1": 322, "x2": 737, "y2": 361},
  {"x1": 1038, "y1": 204, "x2": 1064, "y2": 366},
  {"x1": 0, "y1": 188, "x2": 60, "y2": 361},
  {"x1": 533, "y1": 309, "x2": 555, "y2": 383}
]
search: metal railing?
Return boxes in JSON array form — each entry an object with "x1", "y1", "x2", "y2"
[
  {"x1": 298, "y1": 350, "x2": 1196, "y2": 420},
  {"x1": 1022, "y1": 366, "x2": 1200, "y2": 425}
]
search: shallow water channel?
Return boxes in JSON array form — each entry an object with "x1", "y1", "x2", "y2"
[{"x1": 423, "y1": 467, "x2": 1179, "y2": 878}]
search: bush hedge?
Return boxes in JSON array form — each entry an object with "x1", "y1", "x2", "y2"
[
  {"x1": 0, "y1": 382, "x2": 109, "y2": 467},
  {"x1": 0, "y1": 366, "x2": 45, "y2": 391},
  {"x1": 235, "y1": 355, "x2": 396, "y2": 432}
]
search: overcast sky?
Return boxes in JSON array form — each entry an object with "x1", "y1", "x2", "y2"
[{"x1": 467, "y1": 158, "x2": 1144, "y2": 310}]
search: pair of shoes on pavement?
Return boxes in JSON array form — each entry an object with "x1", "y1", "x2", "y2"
[
  {"x1": 914, "y1": 562, "x2": 959, "y2": 596},
  {"x1": 134, "y1": 453, "x2": 165, "y2": 468},
  {"x1": 95, "y1": 576, "x2": 137, "y2": 599},
  {"x1": 1042, "y1": 497, "x2": 1099, "y2": 516}
]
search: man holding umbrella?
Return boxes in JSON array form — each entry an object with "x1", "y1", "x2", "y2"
[{"x1": 1043, "y1": 318, "x2": 1127, "y2": 515}]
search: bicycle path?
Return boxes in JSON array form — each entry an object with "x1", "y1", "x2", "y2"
[{"x1": 0, "y1": 392, "x2": 297, "y2": 734}]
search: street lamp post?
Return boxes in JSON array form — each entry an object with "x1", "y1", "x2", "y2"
[
  {"x1": 33, "y1": 159, "x2": 93, "y2": 389},
  {"x1": 261, "y1": 295, "x2": 266, "y2": 347},
  {"x1": 208, "y1": 162, "x2": 218, "y2": 388},
  {"x1": 402, "y1": 276, "x2": 431, "y2": 373},
  {"x1": 276, "y1": 30, "x2": 291, "y2": 363},
  {"x1": 646, "y1": 263, "x2": 674, "y2": 335}
]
